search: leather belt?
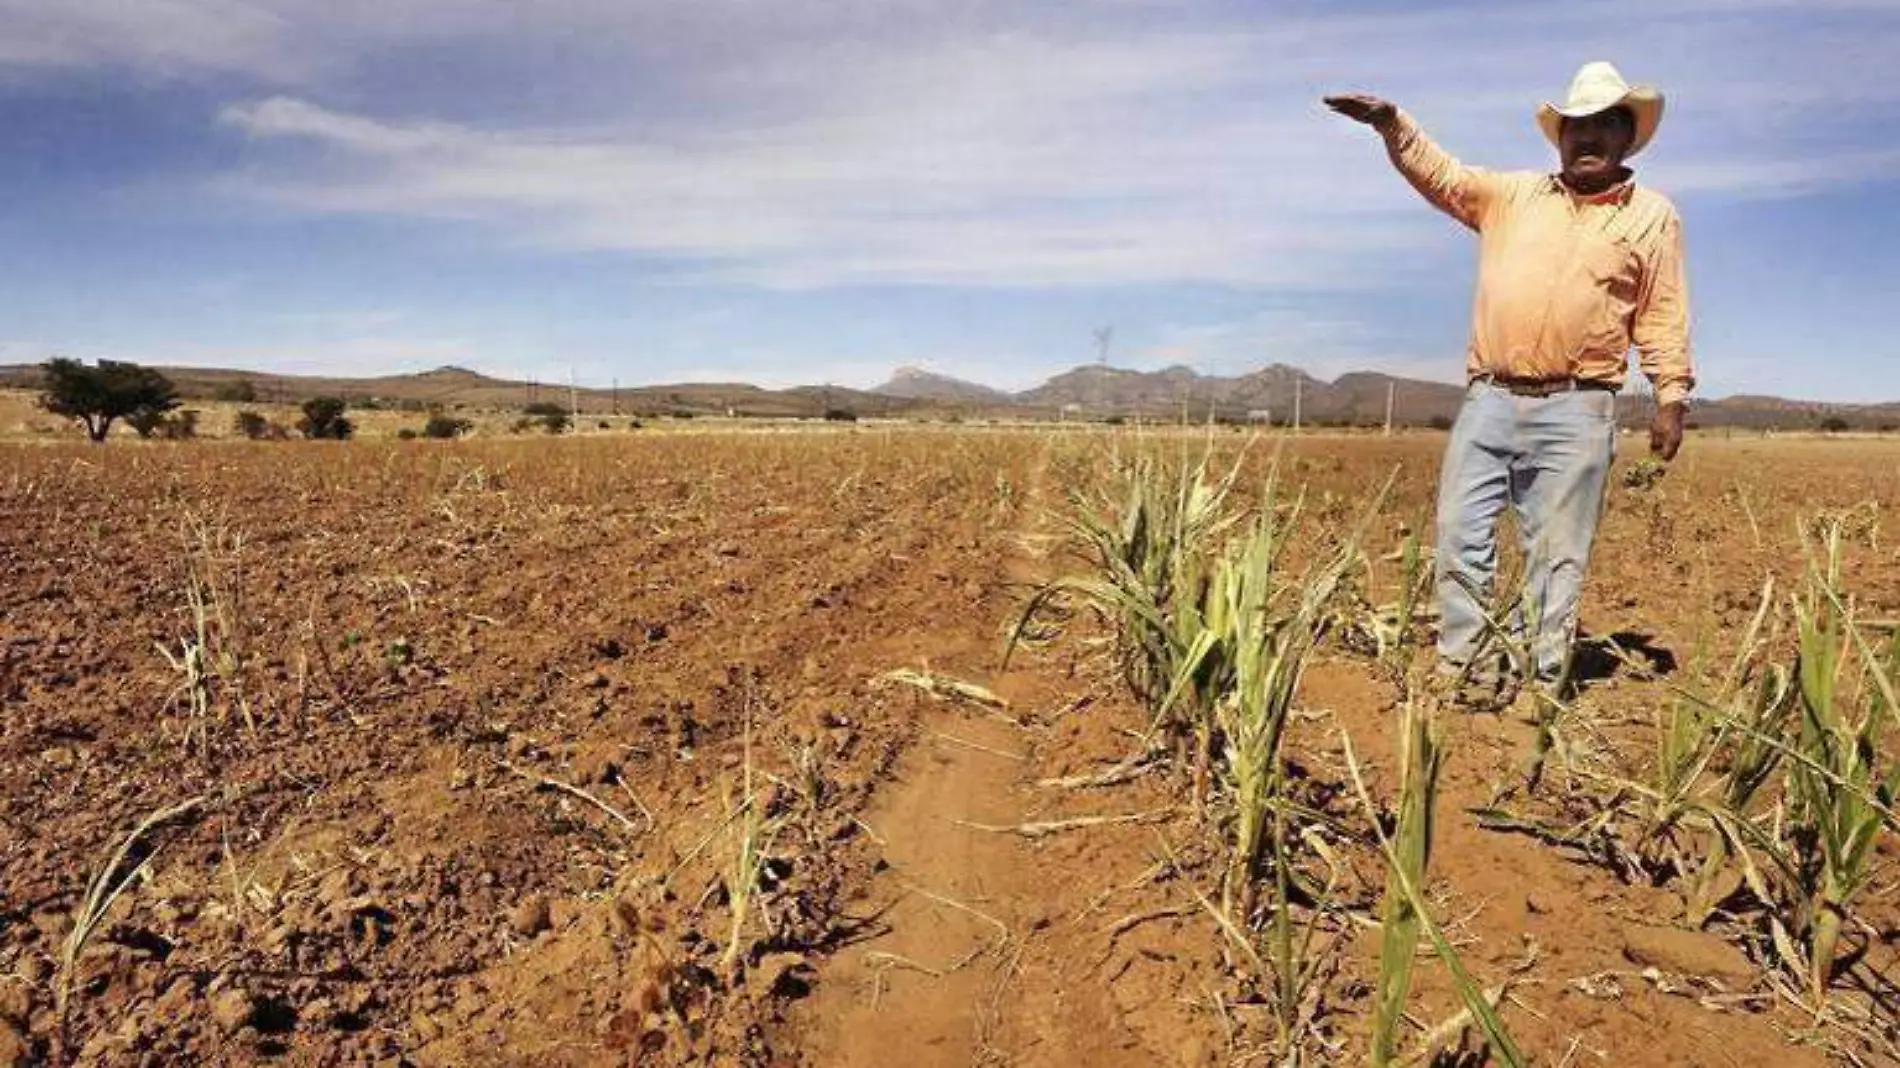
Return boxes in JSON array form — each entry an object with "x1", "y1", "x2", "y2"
[{"x1": 1475, "y1": 375, "x2": 1618, "y2": 398}]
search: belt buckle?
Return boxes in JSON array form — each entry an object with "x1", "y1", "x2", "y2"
[{"x1": 1510, "y1": 377, "x2": 1570, "y2": 397}]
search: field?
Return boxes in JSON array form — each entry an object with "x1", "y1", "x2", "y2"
[{"x1": 3, "y1": 427, "x2": 1898, "y2": 1067}]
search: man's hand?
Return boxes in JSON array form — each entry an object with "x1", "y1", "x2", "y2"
[
  {"x1": 1324, "y1": 93, "x2": 1398, "y2": 132},
  {"x1": 1650, "y1": 402, "x2": 1686, "y2": 461}
]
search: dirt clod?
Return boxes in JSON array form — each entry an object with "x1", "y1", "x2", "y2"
[
  {"x1": 1621, "y1": 926, "x2": 1756, "y2": 984},
  {"x1": 209, "y1": 988, "x2": 257, "y2": 1035},
  {"x1": 412, "y1": 1012, "x2": 444, "y2": 1043},
  {"x1": 572, "y1": 747, "x2": 621, "y2": 785},
  {"x1": 0, "y1": 985, "x2": 30, "y2": 1027},
  {"x1": 0, "y1": 1020, "x2": 28, "y2": 1068},
  {"x1": 511, "y1": 895, "x2": 553, "y2": 937}
]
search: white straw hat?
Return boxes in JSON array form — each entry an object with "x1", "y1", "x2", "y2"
[{"x1": 1537, "y1": 61, "x2": 1664, "y2": 157}]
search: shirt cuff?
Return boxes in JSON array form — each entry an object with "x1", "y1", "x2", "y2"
[
  {"x1": 1654, "y1": 382, "x2": 1691, "y2": 407},
  {"x1": 1381, "y1": 110, "x2": 1416, "y2": 145}
]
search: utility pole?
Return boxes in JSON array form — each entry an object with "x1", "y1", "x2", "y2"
[
  {"x1": 569, "y1": 369, "x2": 580, "y2": 430},
  {"x1": 1094, "y1": 326, "x2": 1113, "y2": 367},
  {"x1": 1383, "y1": 380, "x2": 1395, "y2": 436},
  {"x1": 612, "y1": 378, "x2": 620, "y2": 416},
  {"x1": 1292, "y1": 376, "x2": 1303, "y2": 433}
]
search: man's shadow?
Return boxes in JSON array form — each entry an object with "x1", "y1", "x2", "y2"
[{"x1": 1572, "y1": 630, "x2": 1678, "y2": 687}]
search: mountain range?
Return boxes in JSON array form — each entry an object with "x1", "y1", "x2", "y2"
[
  {"x1": 873, "y1": 364, "x2": 1896, "y2": 430},
  {"x1": 1, "y1": 361, "x2": 1892, "y2": 430}
]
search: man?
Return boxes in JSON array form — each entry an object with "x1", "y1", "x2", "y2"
[{"x1": 1325, "y1": 62, "x2": 1693, "y2": 698}]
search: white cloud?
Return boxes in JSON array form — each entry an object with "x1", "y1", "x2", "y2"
[
  {"x1": 6, "y1": 1, "x2": 1898, "y2": 293},
  {"x1": 0, "y1": 1, "x2": 309, "y2": 79},
  {"x1": 187, "y1": 1, "x2": 1897, "y2": 289}
]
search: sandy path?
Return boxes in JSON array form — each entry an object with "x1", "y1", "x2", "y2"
[{"x1": 793, "y1": 446, "x2": 1211, "y2": 1066}]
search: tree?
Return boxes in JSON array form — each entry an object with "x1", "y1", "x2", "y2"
[
  {"x1": 299, "y1": 396, "x2": 354, "y2": 440},
  {"x1": 38, "y1": 358, "x2": 179, "y2": 443},
  {"x1": 1820, "y1": 416, "x2": 1851, "y2": 434}
]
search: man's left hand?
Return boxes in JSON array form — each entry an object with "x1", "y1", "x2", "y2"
[{"x1": 1650, "y1": 402, "x2": 1686, "y2": 461}]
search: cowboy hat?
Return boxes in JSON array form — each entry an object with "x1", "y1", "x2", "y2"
[{"x1": 1537, "y1": 61, "x2": 1664, "y2": 157}]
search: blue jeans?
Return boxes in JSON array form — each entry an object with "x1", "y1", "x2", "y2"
[{"x1": 1434, "y1": 380, "x2": 1617, "y2": 687}]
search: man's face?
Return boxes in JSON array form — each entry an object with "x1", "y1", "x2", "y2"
[{"x1": 1559, "y1": 107, "x2": 1636, "y2": 188}]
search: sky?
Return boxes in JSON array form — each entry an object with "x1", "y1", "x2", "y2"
[{"x1": 0, "y1": 0, "x2": 1895, "y2": 402}]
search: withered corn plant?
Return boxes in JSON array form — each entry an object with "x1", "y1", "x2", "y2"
[
  {"x1": 1770, "y1": 522, "x2": 1900, "y2": 1010},
  {"x1": 155, "y1": 510, "x2": 254, "y2": 753},
  {"x1": 1343, "y1": 723, "x2": 1526, "y2": 1068},
  {"x1": 1006, "y1": 441, "x2": 1247, "y2": 789},
  {"x1": 1165, "y1": 471, "x2": 1390, "y2": 1060},
  {"x1": 1371, "y1": 694, "x2": 1444, "y2": 1067},
  {"x1": 1158, "y1": 475, "x2": 1368, "y2": 913},
  {"x1": 1342, "y1": 519, "x2": 1431, "y2": 676},
  {"x1": 1634, "y1": 578, "x2": 1783, "y2": 875}
]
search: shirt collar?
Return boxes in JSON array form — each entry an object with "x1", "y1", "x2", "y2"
[{"x1": 1550, "y1": 170, "x2": 1636, "y2": 205}]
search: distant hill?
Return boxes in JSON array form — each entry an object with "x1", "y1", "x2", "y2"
[
  {"x1": 1015, "y1": 362, "x2": 1469, "y2": 425},
  {"x1": 1020, "y1": 364, "x2": 1239, "y2": 410},
  {"x1": 873, "y1": 366, "x2": 1011, "y2": 404},
  {"x1": 0, "y1": 363, "x2": 921, "y2": 419},
  {"x1": 1, "y1": 359, "x2": 1892, "y2": 430}
]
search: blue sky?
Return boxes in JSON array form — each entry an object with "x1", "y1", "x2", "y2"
[{"x1": 0, "y1": 0, "x2": 1894, "y2": 401}]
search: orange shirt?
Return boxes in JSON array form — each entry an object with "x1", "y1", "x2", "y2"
[{"x1": 1383, "y1": 112, "x2": 1694, "y2": 406}]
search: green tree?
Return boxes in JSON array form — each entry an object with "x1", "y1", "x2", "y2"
[
  {"x1": 299, "y1": 396, "x2": 354, "y2": 440},
  {"x1": 38, "y1": 358, "x2": 179, "y2": 443}
]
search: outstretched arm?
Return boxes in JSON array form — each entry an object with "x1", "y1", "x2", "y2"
[{"x1": 1325, "y1": 94, "x2": 1501, "y2": 231}]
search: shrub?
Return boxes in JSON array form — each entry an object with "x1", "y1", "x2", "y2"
[
  {"x1": 159, "y1": 410, "x2": 200, "y2": 440},
  {"x1": 823, "y1": 408, "x2": 858, "y2": 423},
  {"x1": 233, "y1": 411, "x2": 270, "y2": 440},
  {"x1": 522, "y1": 401, "x2": 569, "y2": 434},
  {"x1": 1427, "y1": 415, "x2": 1454, "y2": 431},
  {"x1": 38, "y1": 358, "x2": 179, "y2": 443},
  {"x1": 298, "y1": 397, "x2": 353, "y2": 440},
  {"x1": 1820, "y1": 416, "x2": 1850, "y2": 433},
  {"x1": 125, "y1": 406, "x2": 170, "y2": 438},
  {"x1": 1622, "y1": 457, "x2": 1667, "y2": 491},
  {"x1": 422, "y1": 413, "x2": 473, "y2": 439},
  {"x1": 396, "y1": 428, "x2": 419, "y2": 441}
]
